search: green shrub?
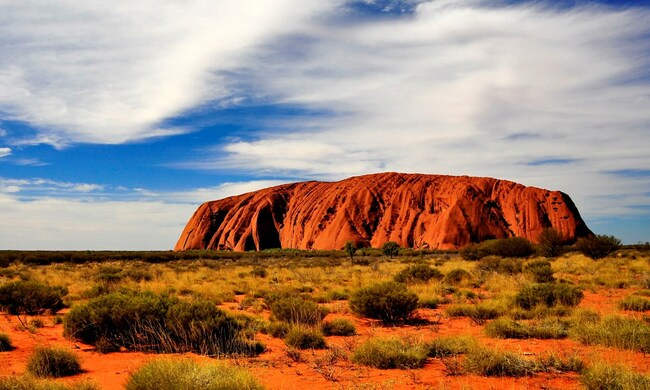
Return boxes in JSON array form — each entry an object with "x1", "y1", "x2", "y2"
[
  {"x1": 322, "y1": 318, "x2": 356, "y2": 336},
  {"x1": 523, "y1": 260, "x2": 555, "y2": 283},
  {"x1": 26, "y1": 346, "x2": 81, "y2": 378},
  {"x1": 570, "y1": 315, "x2": 650, "y2": 353},
  {"x1": 394, "y1": 264, "x2": 443, "y2": 284},
  {"x1": 270, "y1": 297, "x2": 327, "y2": 325},
  {"x1": 444, "y1": 269, "x2": 472, "y2": 285},
  {"x1": 427, "y1": 335, "x2": 477, "y2": 357},
  {"x1": 581, "y1": 362, "x2": 650, "y2": 390},
  {"x1": 515, "y1": 283, "x2": 583, "y2": 310},
  {"x1": 465, "y1": 238, "x2": 535, "y2": 260},
  {"x1": 418, "y1": 297, "x2": 439, "y2": 309},
  {"x1": 576, "y1": 235, "x2": 622, "y2": 259},
  {"x1": 537, "y1": 228, "x2": 565, "y2": 258},
  {"x1": 351, "y1": 337, "x2": 429, "y2": 369},
  {"x1": 0, "y1": 281, "x2": 68, "y2": 315},
  {"x1": 262, "y1": 321, "x2": 291, "y2": 339},
  {"x1": 284, "y1": 328, "x2": 326, "y2": 350},
  {"x1": 445, "y1": 303, "x2": 504, "y2": 325},
  {"x1": 381, "y1": 241, "x2": 400, "y2": 258},
  {"x1": 619, "y1": 296, "x2": 650, "y2": 312},
  {"x1": 96, "y1": 265, "x2": 123, "y2": 283},
  {"x1": 477, "y1": 257, "x2": 522, "y2": 275},
  {"x1": 349, "y1": 282, "x2": 419, "y2": 325},
  {"x1": 125, "y1": 359, "x2": 264, "y2": 390},
  {"x1": 250, "y1": 268, "x2": 268, "y2": 278},
  {"x1": 0, "y1": 376, "x2": 99, "y2": 390},
  {"x1": 463, "y1": 345, "x2": 537, "y2": 377},
  {"x1": 64, "y1": 291, "x2": 261, "y2": 355},
  {"x1": 484, "y1": 318, "x2": 568, "y2": 339},
  {"x1": 0, "y1": 332, "x2": 14, "y2": 351}
]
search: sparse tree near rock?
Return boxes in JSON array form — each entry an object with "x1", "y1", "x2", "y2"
[
  {"x1": 576, "y1": 234, "x2": 622, "y2": 259},
  {"x1": 344, "y1": 240, "x2": 357, "y2": 264},
  {"x1": 382, "y1": 241, "x2": 400, "y2": 259},
  {"x1": 538, "y1": 228, "x2": 565, "y2": 258}
]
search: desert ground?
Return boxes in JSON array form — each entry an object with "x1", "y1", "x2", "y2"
[{"x1": 2, "y1": 243, "x2": 650, "y2": 389}]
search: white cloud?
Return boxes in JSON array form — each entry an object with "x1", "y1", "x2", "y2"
[
  {"x1": 0, "y1": 147, "x2": 10, "y2": 157},
  {"x1": 196, "y1": 1, "x2": 650, "y2": 219},
  {"x1": 0, "y1": 0, "x2": 343, "y2": 145},
  {"x1": 0, "y1": 179, "x2": 288, "y2": 250}
]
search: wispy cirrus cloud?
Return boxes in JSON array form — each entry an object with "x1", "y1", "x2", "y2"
[{"x1": 0, "y1": 0, "x2": 343, "y2": 146}]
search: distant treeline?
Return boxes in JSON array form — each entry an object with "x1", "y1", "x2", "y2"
[{"x1": 0, "y1": 247, "x2": 453, "y2": 267}]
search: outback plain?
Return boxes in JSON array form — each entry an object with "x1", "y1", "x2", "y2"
[{"x1": 2, "y1": 236, "x2": 650, "y2": 390}]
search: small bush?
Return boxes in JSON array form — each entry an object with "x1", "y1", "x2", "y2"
[
  {"x1": 250, "y1": 268, "x2": 268, "y2": 278},
  {"x1": 484, "y1": 318, "x2": 569, "y2": 339},
  {"x1": 459, "y1": 244, "x2": 483, "y2": 260},
  {"x1": 570, "y1": 315, "x2": 650, "y2": 353},
  {"x1": 284, "y1": 328, "x2": 326, "y2": 350},
  {"x1": 581, "y1": 362, "x2": 650, "y2": 390},
  {"x1": 262, "y1": 321, "x2": 291, "y2": 339},
  {"x1": 351, "y1": 337, "x2": 429, "y2": 369},
  {"x1": 394, "y1": 264, "x2": 443, "y2": 284},
  {"x1": 26, "y1": 346, "x2": 81, "y2": 378},
  {"x1": 576, "y1": 235, "x2": 622, "y2": 259},
  {"x1": 444, "y1": 269, "x2": 472, "y2": 285},
  {"x1": 445, "y1": 303, "x2": 504, "y2": 325},
  {"x1": 0, "y1": 281, "x2": 68, "y2": 315},
  {"x1": 270, "y1": 297, "x2": 327, "y2": 325},
  {"x1": 537, "y1": 228, "x2": 565, "y2": 258},
  {"x1": 381, "y1": 242, "x2": 400, "y2": 258},
  {"x1": 0, "y1": 332, "x2": 14, "y2": 351},
  {"x1": 322, "y1": 318, "x2": 356, "y2": 336},
  {"x1": 125, "y1": 359, "x2": 264, "y2": 390},
  {"x1": 523, "y1": 260, "x2": 555, "y2": 283},
  {"x1": 349, "y1": 282, "x2": 419, "y2": 325},
  {"x1": 418, "y1": 297, "x2": 439, "y2": 309},
  {"x1": 477, "y1": 257, "x2": 522, "y2": 275},
  {"x1": 515, "y1": 283, "x2": 583, "y2": 310},
  {"x1": 463, "y1": 345, "x2": 537, "y2": 377},
  {"x1": 428, "y1": 335, "x2": 477, "y2": 358},
  {"x1": 64, "y1": 291, "x2": 260, "y2": 355},
  {"x1": 619, "y1": 296, "x2": 650, "y2": 312}
]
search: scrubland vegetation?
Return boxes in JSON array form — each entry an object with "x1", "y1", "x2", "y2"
[{"x1": 1, "y1": 237, "x2": 650, "y2": 389}]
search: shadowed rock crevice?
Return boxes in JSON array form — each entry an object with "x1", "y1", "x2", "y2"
[{"x1": 175, "y1": 173, "x2": 592, "y2": 251}]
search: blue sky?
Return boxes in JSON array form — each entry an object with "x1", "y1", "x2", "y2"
[{"x1": 1, "y1": 0, "x2": 649, "y2": 249}]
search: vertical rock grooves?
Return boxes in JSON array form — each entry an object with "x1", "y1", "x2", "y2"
[{"x1": 175, "y1": 172, "x2": 592, "y2": 251}]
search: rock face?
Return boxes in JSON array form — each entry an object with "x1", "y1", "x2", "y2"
[{"x1": 175, "y1": 172, "x2": 592, "y2": 251}]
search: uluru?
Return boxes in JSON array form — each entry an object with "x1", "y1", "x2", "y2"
[{"x1": 175, "y1": 172, "x2": 592, "y2": 251}]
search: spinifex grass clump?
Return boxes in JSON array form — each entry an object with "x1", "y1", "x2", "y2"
[
  {"x1": 26, "y1": 346, "x2": 82, "y2": 378},
  {"x1": 619, "y1": 295, "x2": 650, "y2": 312},
  {"x1": 352, "y1": 337, "x2": 429, "y2": 369},
  {"x1": 445, "y1": 302, "x2": 505, "y2": 325},
  {"x1": 581, "y1": 362, "x2": 650, "y2": 390},
  {"x1": 284, "y1": 327, "x2": 327, "y2": 350},
  {"x1": 349, "y1": 282, "x2": 419, "y2": 325},
  {"x1": 0, "y1": 376, "x2": 99, "y2": 390},
  {"x1": 321, "y1": 318, "x2": 356, "y2": 336},
  {"x1": 270, "y1": 297, "x2": 327, "y2": 325},
  {"x1": 427, "y1": 335, "x2": 478, "y2": 358},
  {"x1": 484, "y1": 318, "x2": 569, "y2": 339},
  {"x1": 125, "y1": 359, "x2": 264, "y2": 390},
  {"x1": 570, "y1": 314, "x2": 650, "y2": 353},
  {"x1": 462, "y1": 345, "x2": 537, "y2": 377},
  {"x1": 515, "y1": 283, "x2": 583, "y2": 310},
  {"x1": 64, "y1": 290, "x2": 263, "y2": 355}
]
